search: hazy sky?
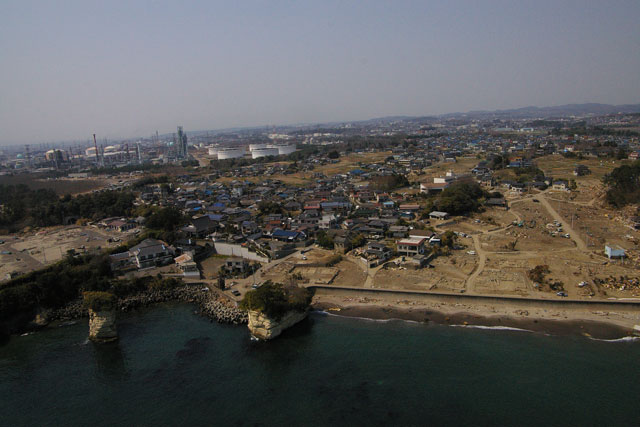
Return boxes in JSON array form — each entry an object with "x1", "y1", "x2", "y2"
[{"x1": 1, "y1": 1, "x2": 639, "y2": 145}]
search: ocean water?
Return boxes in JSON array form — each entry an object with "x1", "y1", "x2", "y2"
[{"x1": 1, "y1": 304, "x2": 639, "y2": 426}]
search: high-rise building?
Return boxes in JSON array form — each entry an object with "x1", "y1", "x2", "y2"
[{"x1": 176, "y1": 126, "x2": 188, "y2": 159}]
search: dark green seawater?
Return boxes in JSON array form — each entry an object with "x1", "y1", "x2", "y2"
[{"x1": 1, "y1": 304, "x2": 639, "y2": 426}]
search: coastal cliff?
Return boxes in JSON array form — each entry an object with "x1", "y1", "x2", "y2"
[
  {"x1": 247, "y1": 309, "x2": 307, "y2": 340},
  {"x1": 84, "y1": 291, "x2": 118, "y2": 343},
  {"x1": 88, "y1": 309, "x2": 117, "y2": 342}
]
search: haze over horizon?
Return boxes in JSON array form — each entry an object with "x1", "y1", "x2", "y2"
[{"x1": 1, "y1": 1, "x2": 639, "y2": 146}]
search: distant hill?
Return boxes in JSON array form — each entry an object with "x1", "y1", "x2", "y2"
[
  {"x1": 167, "y1": 102, "x2": 640, "y2": 138},
  {"x1": 440, "y1": 103, "x2": 640, "y2": 119}
]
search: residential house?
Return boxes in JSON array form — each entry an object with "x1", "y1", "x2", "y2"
[
  {"x1": 174, "y1": 252, "x2": 200, "y2": 278},
  {"x1": 225, "y1": 257, "x2": 249, "y2": 274},
  {"x1": 552, "y1": 180, "x2": 569, "y2": 191},
  {"x1": 428, "y1": 211, "x2": 450, "y2": 220},
  {"x1": 129, "y1": 238, "x2": 175, "y2": 269},
  {"x1": 396, "y1": 237, "x2": 427, "y2": 256}
]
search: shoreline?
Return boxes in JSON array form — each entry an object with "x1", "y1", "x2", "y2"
[
  {"x1": 1, "y1": 285, "x2": 247, "y2": 341},
  {"x1": 311, "y1": 296, "x2": 640, "y2": 340},
  {"x1": 5, "y1": 286, "x2": 639, "y2": 343}
]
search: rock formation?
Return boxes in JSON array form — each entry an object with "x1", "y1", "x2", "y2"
[
  {"x1": 84, "y1": 291, "x2": 118, "y2": 343},
  {"x1": 247, "y1": 309, "x2": 307, "y2": 340},
  {"x1": 88, "y1": 309, "x2": 118, "y2": 342}
]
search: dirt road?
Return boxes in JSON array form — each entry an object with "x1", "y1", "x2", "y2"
[{"x1": 537, "y1": 193, "x2": 588, "y2": 251}]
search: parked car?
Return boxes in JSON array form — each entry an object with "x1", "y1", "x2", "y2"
[
  {"x1": 231, "y1": 290, "x2": 241, "y2": 297},
  {"x1": 556, "y1": 291, "x2": 568, "y2": 297}
]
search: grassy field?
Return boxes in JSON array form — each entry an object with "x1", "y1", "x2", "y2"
[
  {"x1": 0, "y1": 174, "x2": 106, "y2": 195},
  {"x1": 217, "y1": 174, "x2": 312, "y2": 186},
  {"x1": 312, "y1": 151, "x2": 393, "y2": 176},
  {"x1": 215, "y1": 151, "x2": 394, "y2": 186},
  {"x1": 536, "y1": 154, "x2": 629, "y2": 181}
]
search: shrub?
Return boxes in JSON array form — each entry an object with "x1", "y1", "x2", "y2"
[
  {"x1": 527, "y1": 265, "x2": 550, "y2": 284},
  {"x1": 240, "y1": 281, "x2": 312, "y2": 320},
  {"x1": 148, "y1": 277, "x2": 182, "y2": 290},
  {"x1": 83, "y1": 291, "x2": 117, "y2": 311}
]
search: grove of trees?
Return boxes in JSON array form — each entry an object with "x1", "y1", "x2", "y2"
[
  {"x1": 0, "y1": 185, "x2": 135, "y2": 231},
  {"x1": 603, "y1": 161, "x2": 640, "y2": 207}
]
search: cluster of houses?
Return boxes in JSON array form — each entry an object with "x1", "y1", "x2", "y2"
[
  {"x1": 107, "y1": 166, "x2": 466, "y2": 276},
  {"x1": 99, "y1": 121, "x2": 640, "y2": 278}
]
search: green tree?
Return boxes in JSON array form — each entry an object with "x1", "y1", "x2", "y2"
[
  {"x1": 603, "y1": 161, "x2": 640, "y2": 207},
  {"x1": 316, "y1": 231, "x2": 334, "y2": 249},
  {"x1": 146, "y1": 207, "x2": 184, "y2": 232},
  {"x1": 440, "y1": 230, "x2": 456, "y2": 248}
]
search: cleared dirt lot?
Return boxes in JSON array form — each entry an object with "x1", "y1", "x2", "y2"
[
  {"x1": 479, "y1": 200, "x2": 575, "y2": 252},
  {"x1": 438, "y1": 209, "x2": 517, "y2": 235},
  {"x1": 537, "y1": 154, "x2": 627, "y2": 181},
  {"x1": 293, "y1": 266, "x2": 340, "y2": 284},
  {"x1": 0, "y1": 174, "x2": 107, "y2": 195},
  {"x1": 0, "y1": 225, "x2": 127, "y2": 280},
  {"x1": 546, "y1": 197, "x2": 639, "y2": 252},
  {"x1": 373, "y1": 258, "x2": 469, "y2": 293},
  {"x1": 474, "y1": 267, "x2": 530, "y2": 296},
  {"x1": 199, "y1": 255, "x2": 228, "y2": 279}
]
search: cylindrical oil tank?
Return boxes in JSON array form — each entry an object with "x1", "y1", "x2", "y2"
[
  {"x1": 251, "y1": 147, "x2": 280, "y2": 159},
  {"x1": 276, "y1": 144, "x2": 296, "y2": 155},
  {"x1": 216, "y1": 147, "x2": 246, "y2": 159},
  {"x1": 249, "y1": 143, "x2": 268, "y2": 152}
]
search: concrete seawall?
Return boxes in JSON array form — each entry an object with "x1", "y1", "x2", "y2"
[{"x1": 308, "y1": 285, "x2": 640, "y2": 312}]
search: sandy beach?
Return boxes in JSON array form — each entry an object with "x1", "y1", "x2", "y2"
[{"x1": 311, "y1": 289, "x2": 640, "y2": 340}]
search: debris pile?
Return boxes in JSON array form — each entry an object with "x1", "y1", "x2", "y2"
[{"x1": 594, "y1": 276, "x2": 640, "y2": 293}]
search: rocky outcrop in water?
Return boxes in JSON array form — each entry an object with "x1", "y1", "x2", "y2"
[
  {"x1": 88, "y1": 309, "x2": 118, "y2": 342},
  {"x1": 247, "y1": 310, "x2": 308, "y2": 340},
  {"x1": 48, "y1": 286, "x2": 247, "y2": 325}
]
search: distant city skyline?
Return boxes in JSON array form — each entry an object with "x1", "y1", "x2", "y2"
[{"x1": 1, "y1": 1, "x2": 639, "y2": 146}]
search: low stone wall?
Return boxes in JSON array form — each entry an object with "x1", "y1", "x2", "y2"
[{"x1": 247, "y1": 309, "x2": 307, "y2": 340}]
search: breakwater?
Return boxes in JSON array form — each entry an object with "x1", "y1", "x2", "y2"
[{"x1": 48, "y1": 286, "x2": 248, "y2": 325}]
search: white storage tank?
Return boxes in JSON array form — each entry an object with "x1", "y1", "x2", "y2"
[
  {"x1": 276, "y1": 144, "x2": 297, "y2": 155},
  {"x1": 216, "y1": 147, "x2": 246, "y2": 160},
  {"x1": 249, "y1": 143, "x2": 268, "y2": 152},
  {"x1": 251, "y1": 147, "x2": 280, "y2": 159}
]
